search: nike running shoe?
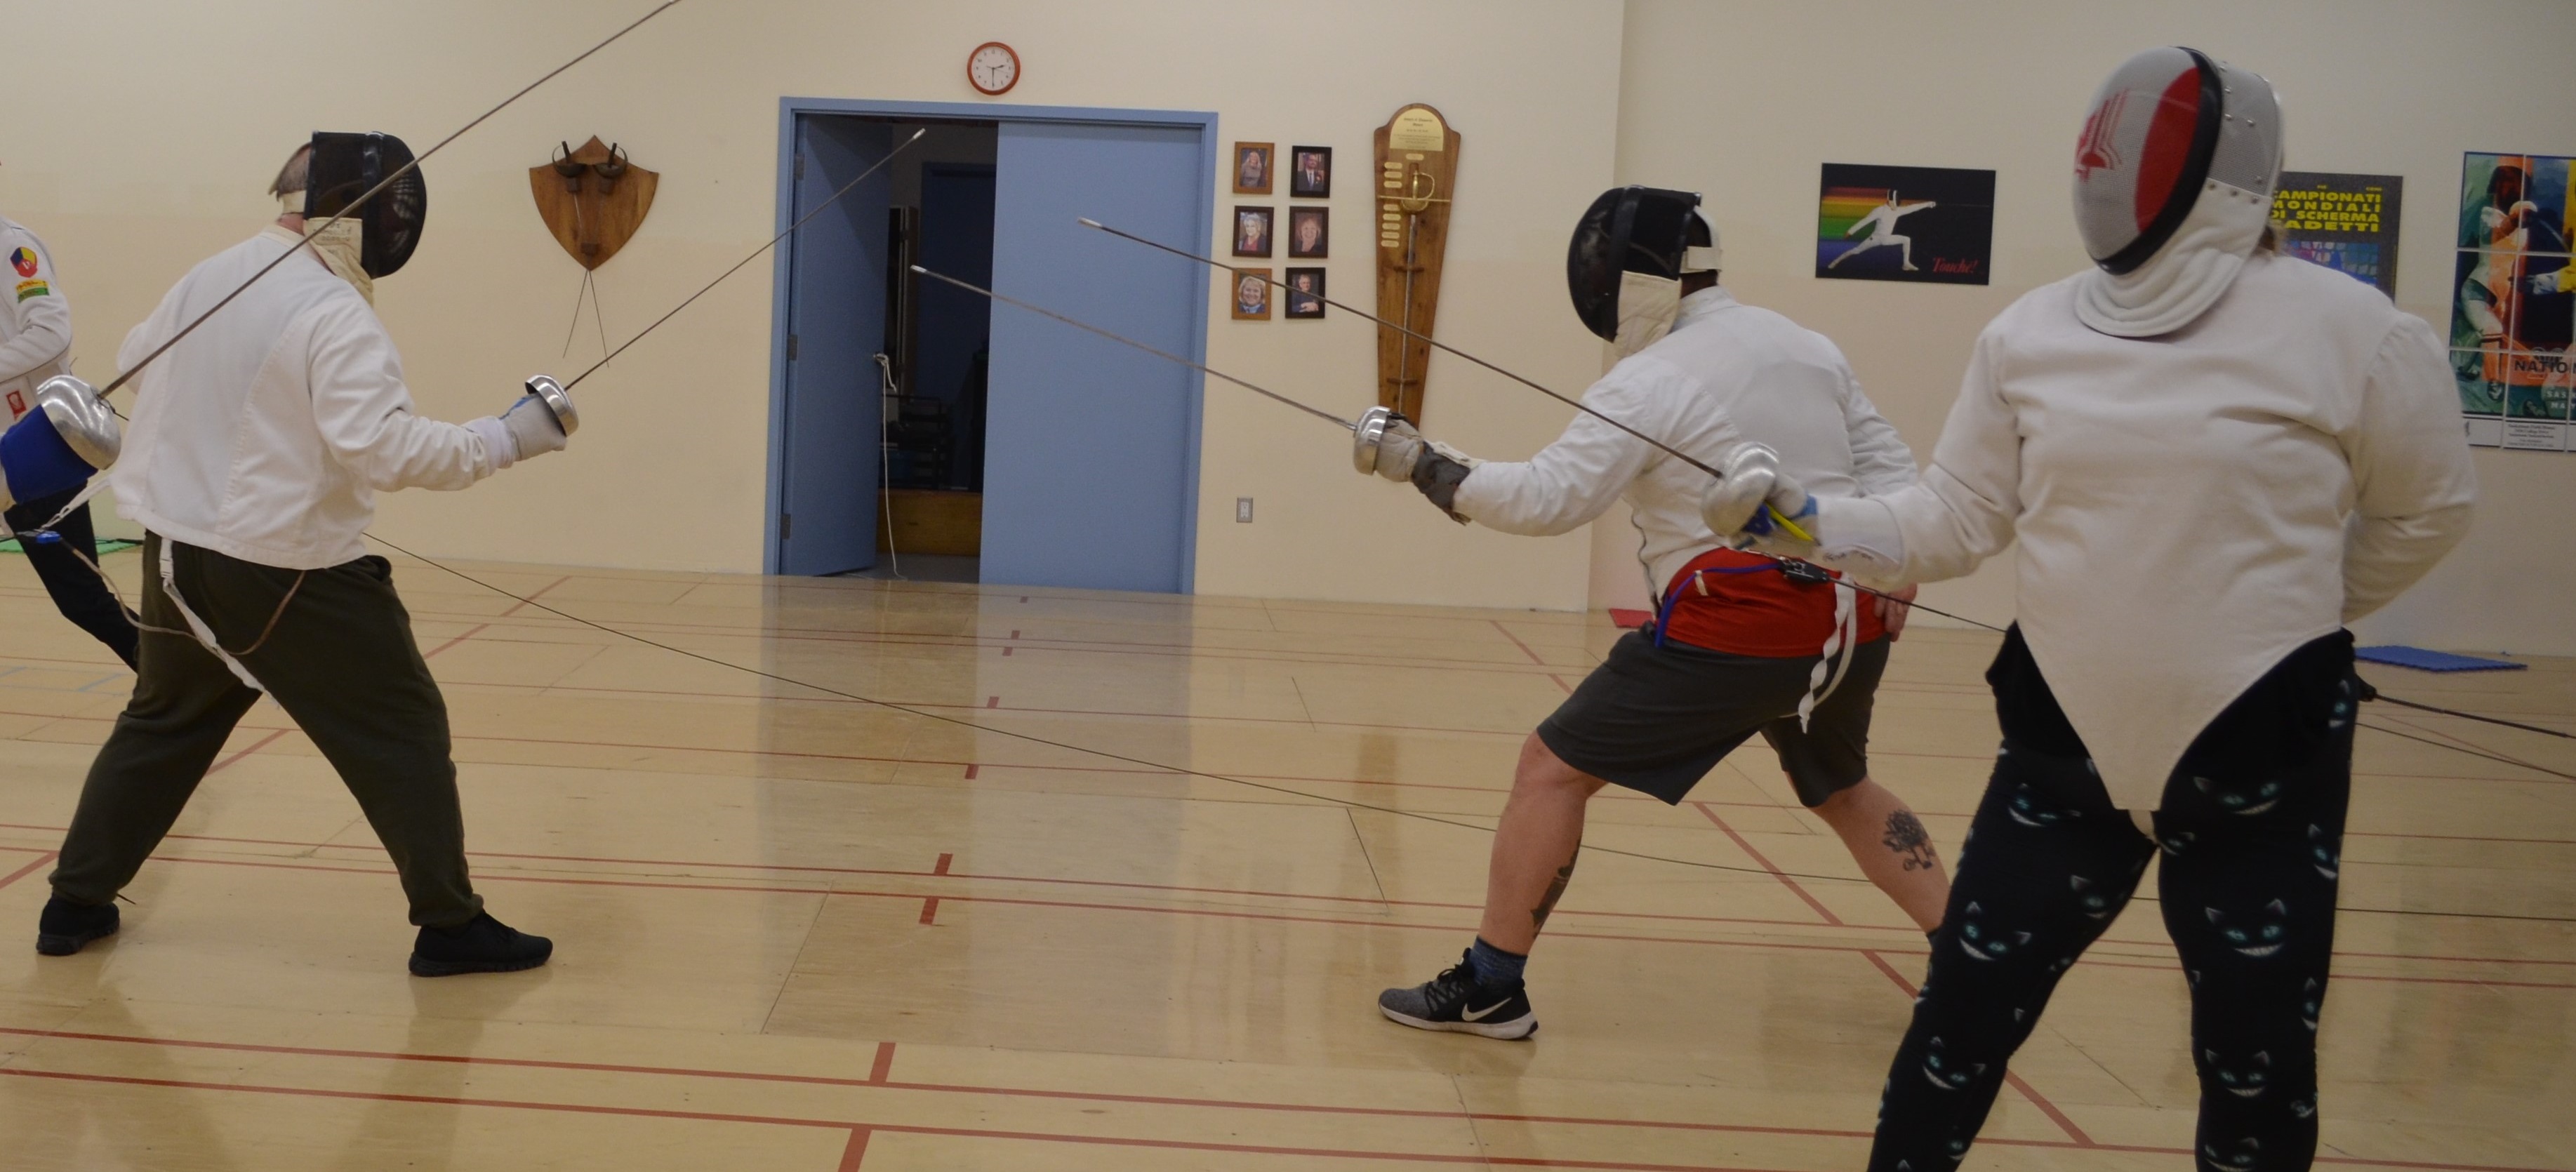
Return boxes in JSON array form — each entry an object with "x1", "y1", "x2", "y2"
[{"x1": 1377, "y1": 949, "x2": 1537, "y2": 1039}]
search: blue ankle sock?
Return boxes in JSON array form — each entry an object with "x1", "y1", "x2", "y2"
[{"x1": 1467, "y1": 937, "x2": 1527, "y2": 986}]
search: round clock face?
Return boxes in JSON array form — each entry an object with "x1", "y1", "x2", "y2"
[{"x1": 968, "y1": 43, "x2": 1018, "y2": 95}]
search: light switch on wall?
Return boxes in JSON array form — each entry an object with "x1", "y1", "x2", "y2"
[{"x1": 1236, "y1": 497, "x2": 1254, "y2": 523}]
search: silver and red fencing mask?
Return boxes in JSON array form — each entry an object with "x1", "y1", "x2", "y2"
[{"x1": 2070, "y1": 48, "x2": 2283, "y2": 336}]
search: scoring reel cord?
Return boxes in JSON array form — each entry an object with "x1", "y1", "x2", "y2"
[
  {"x1": 908, "y1": 235, "x2": 2576, "y2": 801},
  {"x1": 5, "y1": 0, "x2": 693, "y2": 648}
]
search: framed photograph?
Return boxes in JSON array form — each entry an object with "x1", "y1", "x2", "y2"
[
  {"x1": 1233, "y1": 142, "x2": 1274, "y2": 195},
  {"x1": 1813, "y1": 162, "x2": 1996, "y2": 285},
  {"x1": 1289, "y1": 145, "x2": 1332, "y2": 199},
  {"x1": 1232, "y1": 206, "x2": 1274, "y2": 258},
  {"x1": 1283, "y1": 267, "x2": 1325, "y2": 319},
  {"x1": 1287, "y1": 207, "x2": 1329, "y2": 258},
  {"x1": 1231, "y1": 267, "x2": 1273, "y2": 321}
]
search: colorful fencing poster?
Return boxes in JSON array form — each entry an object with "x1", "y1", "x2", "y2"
[
  {"x1": 2452, "y1": 153, "x2": 2575, "y2": 450},
  {"x1": 2271, "y1": 171, "x2": 2402, "y2": 295},
  {"x1": 1813, "y1": 164, "x2": 1995, "y2": 285}
]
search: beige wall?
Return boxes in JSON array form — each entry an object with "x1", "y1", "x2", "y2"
[
  {"x1": 4, "y1": 0, "x2": 1621, "y2": 611},
  {"x1": 13, "y1": 1, "x2": 2572, "y2": 646},
  {"x1": 1613, "y1": 0, "x2": 2576, "y2": 652}
]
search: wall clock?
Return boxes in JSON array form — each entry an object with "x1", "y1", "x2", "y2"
[{"x1": 967, "y1": 42, "x2": 1019, "y2": 95}]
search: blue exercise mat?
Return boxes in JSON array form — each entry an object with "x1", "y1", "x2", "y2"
[{"x1": 2354, "y1": 645, "x2": 2525, "y2": 673}]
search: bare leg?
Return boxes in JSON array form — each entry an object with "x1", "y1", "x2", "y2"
[
  {"x1": 1475, "y1": 733, "x2": 1608, "y2": 954},
  {"x1": 1813, "y1": 778, "x2": 1949, "y2": 931}
]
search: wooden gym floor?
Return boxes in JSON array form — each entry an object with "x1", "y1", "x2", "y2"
[{"x1": 0, "y1": 549, "x2": 2565, "y2": 1170}]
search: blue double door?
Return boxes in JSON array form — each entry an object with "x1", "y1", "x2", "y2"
[{"x1": 774, "y1": 114, "x2": 1207, "y2": 592}]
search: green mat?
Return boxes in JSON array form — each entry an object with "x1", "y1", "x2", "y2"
[{"x1": 0, "y1": 537, "x2": 140, "y2": 555}]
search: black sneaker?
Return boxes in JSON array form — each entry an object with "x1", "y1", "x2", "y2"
[
  {"x1": 1377, "y1": 949, "x2": 1537, "y2": 1039},
  {"x1": 409, "y1": 911, "x2": 552, "y2": 977},
  {"x1": 36, "y1": 897, "x2": 119, "y2": 957}
]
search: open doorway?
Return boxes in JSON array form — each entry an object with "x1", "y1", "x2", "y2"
[
  {"x1": 876, "y1": 122, "x2": 997, "y2": 583},
  {"x1": 768, "y1": 100, "x2": 1215, "y2": 591}
]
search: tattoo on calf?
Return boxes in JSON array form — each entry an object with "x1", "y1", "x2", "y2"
[
  {"x1": 1532, "y1": 854, "x2": 1578, "y2": 930},
  {"x1": 1883, "y1": 810, "x2": 1939, "y2": 872}
]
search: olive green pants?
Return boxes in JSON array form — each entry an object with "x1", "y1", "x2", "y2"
[{"x1": 49, "y1": 533, "x2": 482, "y2": 927}]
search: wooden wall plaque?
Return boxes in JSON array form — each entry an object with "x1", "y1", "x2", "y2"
[
  {"x1": 1373, "y1": 105, "x2": 1460, "y2": 422},
  {"x1": 530, "y1": 136, "x2": 657, "y2": 270}
]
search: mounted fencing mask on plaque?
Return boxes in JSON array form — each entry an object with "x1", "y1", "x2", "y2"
[
  {"x1": 2070, "y1": 46, "x2": 2283, "y2": 337},
  {"x1": 1567, "y1": 185, "x2": 1722, "y2": 360}
]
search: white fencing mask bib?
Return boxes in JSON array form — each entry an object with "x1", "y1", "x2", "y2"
[{"x1": 2070, "y1": 47, "x2": 2283, "y2": 338}]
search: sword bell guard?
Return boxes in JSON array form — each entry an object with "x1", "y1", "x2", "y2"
[
  {"x1": 526, "y1": 374, "x2": 579, "y2": 437},
  {"x1": 1353, "y1": 405, "x2": 1396, "y2": 474}
]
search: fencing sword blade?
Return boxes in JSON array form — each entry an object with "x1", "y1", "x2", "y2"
[
  {"x1": 96, "y1": 0, "x2": 687, "y2": 401},
  {"x1": 909, "y1": 265, "x2": 1358, "y2": 432},
  {"x1": 1079, "y1": 218, "x2": 1725, "y2": 479},
  {"x1": 1077, "y1": 218, "x2": 2000, "y2": 632},
  {"x1": 561, "y1": 127, "x2": 929, "y2": 389}
]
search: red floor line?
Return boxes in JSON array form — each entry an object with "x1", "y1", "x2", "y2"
[
  {"x1": 498, "y1": 575, "x2": 574, "y2": 618},
  {"x1": 84, "y1": 852, "x2": 2576, "y2": 987},
  {"x1": 0, "y1": 851, "x2": 57, "y2": 891},
  {"x1": 837, "y1": 1126, "x2": 870, "y2": 1171},
  {"x1": 204, "y1": 728, "x2": 291, "y2": 775},
  {"x1": 2, "y1": 693, "x2": 2539, "y2": 792},
  {"x1": 19, "y1": 819, "x2": 2566, "y2": 966},
  {"x1": 917, "y1": 897, "x2": 939, "y2": 925},
  {"x1": 6, "y1": 1025, "x2": 2561, "y2": 1171},
  {"x1": 1693, "y1": 803, "x2": 1844, "y2": 926},
  {"x1": 420, "y1": 623, "x2": 492, "y2": 659},
  {"x1": 0, "y1": 1065, "x2": 1783, "y2": 1172},
  {"x1": 961, "y1": 764, "x2": 978, "y2": 780},
  {"x1": 2000, "y1": 1071, "x2": 2095, "y2": 1147},
  {"x1": 1492, "y1": 620, "x2": 1550, "y2": 666},
  {"x1": 8, "y1": 1061, "x2": 2535, "y2": 1172},
  {"x1": 0, "y1": 817, "x2": 1907, "y2": 935}
]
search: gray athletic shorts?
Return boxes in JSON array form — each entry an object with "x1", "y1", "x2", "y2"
[{"x1": 1534, "y1": 631, "x2": 1890, "y2": 807}]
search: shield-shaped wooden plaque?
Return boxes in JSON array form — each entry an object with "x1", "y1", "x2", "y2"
[{"x1": 530, "y1": 136, "x2": 657, "y2": 269}]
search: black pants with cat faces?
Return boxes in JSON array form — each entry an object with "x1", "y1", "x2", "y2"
[{"x1": 1868, "y1": 638, "x2": 2354, "y2": 1172}]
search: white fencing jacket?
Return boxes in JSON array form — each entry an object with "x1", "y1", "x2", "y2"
[
  {"x1": 0, "y1": 213, "x2": 73, "y2": 419},
  {"x1": 1455, "y1": 286, "x2": 1916, "y2": 597},
  {"x1": 113, "y1": 227, "x2": 498, "y2": 570},
  {"x1": 1869, "y1": 251, "x2": 2476, "y2": 808}
]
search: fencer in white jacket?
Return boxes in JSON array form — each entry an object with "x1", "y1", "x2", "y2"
[
  {"x1": 39, "y1": 137, "x2": 573, "y2": 978},
  {"x1": 1709, "y1": 48, "x2": 2475, "y2": 1172},
  {"x1": 1371, "y1": 187, "x2": 1953, "y2": 1043}
]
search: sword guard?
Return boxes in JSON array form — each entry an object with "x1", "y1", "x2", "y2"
[{"x1": 525, "y1": 374, "x2": 580, "y2": 437}]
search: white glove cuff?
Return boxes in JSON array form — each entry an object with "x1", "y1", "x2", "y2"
[
  {"x1": 1810, "y1": 495, "x2": 1906, "y2": 582},
  {"x1": 465, "y1": 415, "x2": 517, "y2": 472}
]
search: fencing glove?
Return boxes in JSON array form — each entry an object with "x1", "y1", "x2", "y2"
[{"x1": 466, "y1": 389, "x2": 573, "y2": 472}]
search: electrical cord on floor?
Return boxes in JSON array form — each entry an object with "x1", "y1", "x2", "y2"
[
  {"x1": 2358, "y1": 677, "x2": 2575, "y2": 740},
  {"x1": 360, "y1": 534, "x2": 2576, "y2": 926}
]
